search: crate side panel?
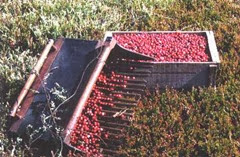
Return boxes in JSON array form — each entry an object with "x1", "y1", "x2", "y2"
[
  {"x1": 150, "y1": 63, "x2": 208, "y2": 73},
  {"x1": 146, "y1": 64, "x2": 210, "y2": 89}
]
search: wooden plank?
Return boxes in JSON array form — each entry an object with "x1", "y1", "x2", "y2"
[{"x1": 206, "y1": 31, "x2": 220, "y2": 63}]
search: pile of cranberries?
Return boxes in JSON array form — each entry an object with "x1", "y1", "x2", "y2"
[
  {"x1": 70, "y1": 69, "x2": 134, "y2": 155},
  {"x1": 113, "y1": 33, "x2": 209, "y2": 62}
]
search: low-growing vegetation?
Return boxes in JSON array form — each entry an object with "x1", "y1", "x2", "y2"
[
  {"x1": 0, "y1": 0, "x2": 239, "y2": 156},
  {"x1": 121, "y1": 86, "x2": 240, "y2": 156}
]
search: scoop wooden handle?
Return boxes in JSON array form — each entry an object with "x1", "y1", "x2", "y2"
[
  {"x1": 10, "y1": 39, "x2": 54, "y2": 117},
  {"x1": 63, "y1": 39, "x2": 117, "y2": 140}
]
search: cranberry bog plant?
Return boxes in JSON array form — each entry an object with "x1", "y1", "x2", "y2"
[{"x1": 0, "y1": 0, "x2": 239, "y2": 156}]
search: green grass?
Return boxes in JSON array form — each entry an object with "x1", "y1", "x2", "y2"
[{"x1": 0, "y1": 0, "x2": 239, "y2": 156}]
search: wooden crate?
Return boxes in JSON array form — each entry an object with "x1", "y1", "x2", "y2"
[{"x1": 104, "y1": 31, "x2": 220, "y2": 89}]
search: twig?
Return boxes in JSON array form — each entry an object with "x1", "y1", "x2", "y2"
[{"x1": 113, "y1": 109, "x2": 128, "y2": 118}]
